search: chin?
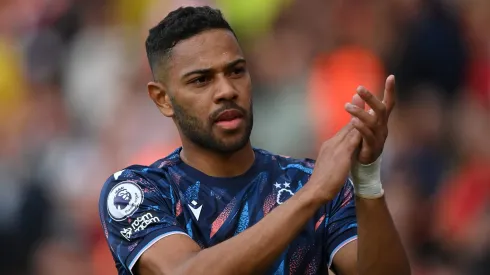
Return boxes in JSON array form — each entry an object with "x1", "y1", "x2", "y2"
[{"x1": 213, "y1": 136, "x2": 250, "y2": 153}]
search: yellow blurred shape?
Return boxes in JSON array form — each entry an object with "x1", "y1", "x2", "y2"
[
  {"x1": 0, "y1": 39, "x2": 25, "y2": 119},
  {"x1": 216, "y1": 0, "x2": 291, "y2": 39}
]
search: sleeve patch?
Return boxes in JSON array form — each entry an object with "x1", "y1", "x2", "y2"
[{"x1": 107, "y1": 181, "x2": 144, "y2": 221}]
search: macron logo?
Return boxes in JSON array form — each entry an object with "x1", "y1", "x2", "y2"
[{"x1": 188, "y1": 200, "x2": 202, "y2": 221}]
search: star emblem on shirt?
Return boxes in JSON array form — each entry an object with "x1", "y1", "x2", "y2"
[{"x1": 274, "y1": 182, "x2": 292, "y2": 189}]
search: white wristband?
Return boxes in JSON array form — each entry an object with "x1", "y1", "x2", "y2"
[{"x1": 350, "y1": 157, "x2": 384, "y2": 199}]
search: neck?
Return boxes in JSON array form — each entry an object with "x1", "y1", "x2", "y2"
[{"x1": 180, "y1": 141, "x2": 255, "y2": 178}]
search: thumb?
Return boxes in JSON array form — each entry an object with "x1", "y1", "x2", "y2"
[{"x1": 344, "y1": 123, "x2": 362, "y2": 150}]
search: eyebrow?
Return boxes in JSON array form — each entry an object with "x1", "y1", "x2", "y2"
[{"x1": 181, "y1": 58, "x2": 246, "y2": 79}]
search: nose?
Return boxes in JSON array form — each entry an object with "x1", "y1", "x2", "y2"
[{"x1": 213, "y1": 76, "x2": 238, "y2": 103}]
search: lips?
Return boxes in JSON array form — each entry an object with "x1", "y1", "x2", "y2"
[{"x1": 214, "y1": 109, "x2": 243, "y2": 122}]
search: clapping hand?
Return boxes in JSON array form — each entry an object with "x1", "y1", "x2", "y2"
[{"x1": 344, "y1": 75, "x2": 396, "y2": 165}]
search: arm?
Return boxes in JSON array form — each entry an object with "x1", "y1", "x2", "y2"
[
  {"x1": 139, "y1": 125, "x2": 363, "y2": 275},
  {"x1": 334, "y1": 75, "x2": 410, "y2": 275},
  {"x1": 332, "y1": 196, "x2": 410, "y2": 275},
  {"x1": 355, "y1": 196, "x2": 410, "y2": 274},
  {"x1": 139, "y1": 186, "x2": 321, "y2": 275}
]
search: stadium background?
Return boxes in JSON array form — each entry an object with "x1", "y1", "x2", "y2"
[{"x1": 0, "y1": 0, "x2": 488, "y2": 274}]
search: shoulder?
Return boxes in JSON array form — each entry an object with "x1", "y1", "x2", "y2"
[
  {"x1": 100, "y1": 147, "x2": 182, "y2": 193},
  {"x1": 255, "y1": 148, "x2": 316, "y2": 175},
  {"x1": 99, "y1": 164, "x2": 168, "y2": 198},
  {"x1": 99, "y1": 149, "x2": 183, "y2": 220},
  {"x1": 98, "y1": 165, "x2": 157, "y2": 222}
]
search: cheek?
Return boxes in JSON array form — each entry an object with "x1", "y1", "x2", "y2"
[
  {"x1": 179, "y1": 97, "x2": 211, "y2": 124},
  {"x1": 238, "y1": 76, "x2": 253, "y2": 103}
]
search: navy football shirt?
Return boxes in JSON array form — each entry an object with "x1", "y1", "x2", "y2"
[{"x1": 99, "y1": 148, "x2": 358, "y2": 275}]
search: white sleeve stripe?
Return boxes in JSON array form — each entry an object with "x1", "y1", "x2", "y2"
[
  {"x1": 327, "y1": 235, "x2": 358, "y2": 268},
  {"x1": 128, "y1": 231, "x2": 191, "y2": 274}
]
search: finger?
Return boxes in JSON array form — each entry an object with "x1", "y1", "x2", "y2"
[
  {"x1": 343, "y1": 124, "x2": 362, "y2": 151},
  {"x1": 351, "y1": 94, "x2": 365, "y2": 110},
  {"x1": 357, "y1": 86, "x2": 386, "y2": 122},
  {"x1": 333, "y1": 122, "x2": 355, "y2": 141},
  {"x1": 345, "y1": 103, "x2": 377, "y2": 127},
  {"x1": 383, "y1": 75, "x2": 396, "y2": 116},
  {"x1": 351, "y1": 118, "x2": 376, "y2": 146}
]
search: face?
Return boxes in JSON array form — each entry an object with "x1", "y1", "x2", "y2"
[{"x1": 149, "y1": 29, "x2": 253, "y2": 154}]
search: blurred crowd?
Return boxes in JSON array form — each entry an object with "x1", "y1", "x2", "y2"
[{"x1": 0, "y1": 0, "x2": 489, "y2": 274}]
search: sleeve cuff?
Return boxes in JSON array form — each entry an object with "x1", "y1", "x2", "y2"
[
  {"x1": 127, "y1": 226, "x2": 190, "y2": 274},
  {"x1": 327, "y1": 227, "x2": 358, "y2": 268}
]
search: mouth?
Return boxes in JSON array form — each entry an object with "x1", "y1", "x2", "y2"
[{"x1": 214, "y1": 109, "x2": 244, "y2": 130}]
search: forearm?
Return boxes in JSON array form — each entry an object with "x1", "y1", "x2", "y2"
[
  {"x1": 356, "y1": 196, "x2": 411, "y2": 275},
  {"x1": 178, "y1": 186, "x2": 323, "y2": 275}
]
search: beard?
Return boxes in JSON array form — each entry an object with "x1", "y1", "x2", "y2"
[{"x1": 171, "y1": 98, "x2": 253, "y2": 154}]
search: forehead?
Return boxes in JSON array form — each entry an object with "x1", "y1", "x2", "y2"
[{"x1": 169, "y1": 29, "x2": 244, "y2": 75}]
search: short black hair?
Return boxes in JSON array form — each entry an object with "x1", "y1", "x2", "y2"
[{"x1": 145, "y1": 6, "x2": 236, "y2": 80}]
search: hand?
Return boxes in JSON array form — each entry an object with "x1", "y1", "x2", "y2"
[
  {"x1": 344, "y1": 75, "x2": 396, "y2": 164},
  {"x1": 309, "y1": 123, "x2": 362, "y2": 202}
]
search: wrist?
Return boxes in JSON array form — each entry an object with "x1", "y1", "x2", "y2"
[
  {"x1": 302, "y1": 178, "x2": 336, "y2": 205},
  {"x1": 350, "y1": 156, "x2": 384, "y2": 199}
]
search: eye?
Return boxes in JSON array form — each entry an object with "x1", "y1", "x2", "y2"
[
  {"x1": 190, "y1": 76, "x2": 211, "y2": 87},
  {"x1": 230, "y1": 67, "x2": 246, "y2": 78}
]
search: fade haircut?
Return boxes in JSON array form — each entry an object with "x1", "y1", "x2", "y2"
[{"x1": 145, "y1": 6, "x2": 236, "y2": 81}]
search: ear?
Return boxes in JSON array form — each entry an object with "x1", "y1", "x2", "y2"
[{"x1": 148, "y1": 81, "x2": 174, "y2": 117}]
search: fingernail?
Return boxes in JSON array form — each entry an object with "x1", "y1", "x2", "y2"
[{"x1": 357, "y1": 86, "x2": 365, "y2": 95}]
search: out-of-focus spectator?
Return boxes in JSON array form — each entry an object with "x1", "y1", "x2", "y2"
[
  {"x1": 308, "y1": 46, "x2": 385, "y2": 145},
  {"x1": 0, "y1": 0, "x2": 489, "y2": 274},
  {"x1": 433, "y1": 96, "x2": 490, "y2": 274},
  {"x1": 394, "y1": 0, "x2": 468, "y2": 104}
]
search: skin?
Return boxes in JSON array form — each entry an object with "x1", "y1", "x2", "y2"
[
  {"x1": 148, "y1": 29, "x2": 254, "y2": 177},
  {"x1": 338, "y1": 77, "x2": 411, "y2": 275},
  {"x1": 140, "y1": 28, "x2": 410, "y2": 275}
]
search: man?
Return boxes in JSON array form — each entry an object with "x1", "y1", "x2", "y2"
[{"x1": 99, "y1": 6, "x2": 410, "y2": 275}]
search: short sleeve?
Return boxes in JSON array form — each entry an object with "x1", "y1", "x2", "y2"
[
  {"x1": 99, "y1": 168, "x2": 189, "y2": 274},
  {"x1": 325, "y1": 178, "x2": 358, "y2": 268}
]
